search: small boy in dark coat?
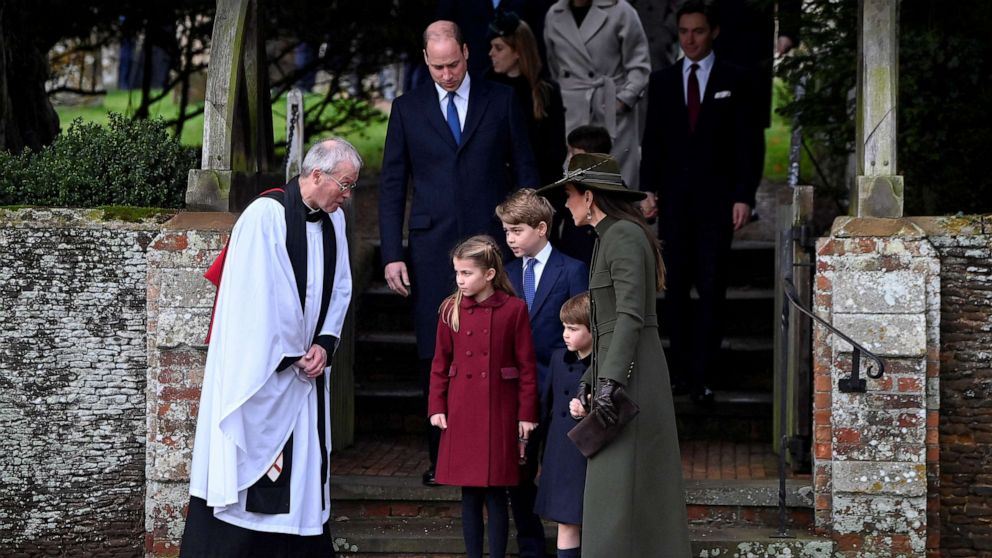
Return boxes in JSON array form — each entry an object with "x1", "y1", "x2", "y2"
[{"x1": 534, "y1": 292, "x2": 592, "y2": 558}]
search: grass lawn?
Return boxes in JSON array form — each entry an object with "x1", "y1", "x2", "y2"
[
  {"x1": 764, "y1": 79, "x2": 812, "y2": 184},
  {"x1": 54, "y1": 89, "x2": 388, "y2": 174},
  {"x1": 54, "y1": 81, "x2": 802, "y2": 183}
]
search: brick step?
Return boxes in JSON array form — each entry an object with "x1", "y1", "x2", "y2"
[
  {"x1": 327, "y1": 518, "x2": 829, "y2": 556},
  {"x1": 330, "y1": 475, "x2": 813, "y2": 530}
]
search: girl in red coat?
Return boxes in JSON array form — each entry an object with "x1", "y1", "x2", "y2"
[{"x1": 428, "y1": 235, "x2": 540, "y2": 558}]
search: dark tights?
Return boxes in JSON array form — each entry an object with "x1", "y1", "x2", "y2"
[{"x1": 461, "y1": 486, "x2": 509, "y2": 558}]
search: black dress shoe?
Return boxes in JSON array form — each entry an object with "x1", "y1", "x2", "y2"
[
  {"x1": 691, "y1": 387, "x2": 715, "y2": 405},
  {"x1": 422, "y1": 468, "x2": 439, "y2": 487}
]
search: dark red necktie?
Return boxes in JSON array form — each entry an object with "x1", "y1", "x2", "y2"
[{"x1": 687, "y1": 63, "x2": 700, "y2": 132}]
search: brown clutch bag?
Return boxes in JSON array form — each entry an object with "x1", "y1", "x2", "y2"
[{"x1": 566, "y1": 386, "x2": 640, "y2": 458}]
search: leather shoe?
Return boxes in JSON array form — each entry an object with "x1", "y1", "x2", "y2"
[{"x1": 421, "y1": 468, "x2": 439, "y2": 487}]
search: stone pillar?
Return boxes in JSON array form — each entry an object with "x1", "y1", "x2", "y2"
[
  {"x1": 813, "y1": 217, "x2": 940, "y2": 556},
  {"x1": 146, "y1": 213, "x2": 233, "y2": 557},
  {"x1": 853, "y1": 0, "x2": 904, "y2": 217}
]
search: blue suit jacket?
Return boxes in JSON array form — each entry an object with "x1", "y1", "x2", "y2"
[
  {"x1": 379, "y1": 78, "x2": 540, "y2": 358},
  {"x1": 506, "y1": 247, "x2": 588, "y2": 388}
]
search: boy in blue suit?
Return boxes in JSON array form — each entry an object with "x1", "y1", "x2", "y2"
[{"x1": 496, "y1": 188, "x2": 588, "y2": 558}]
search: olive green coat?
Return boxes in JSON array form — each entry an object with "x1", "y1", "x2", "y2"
[{"x1": 581, "y1": 216, "x2": 690, "y2": 557}]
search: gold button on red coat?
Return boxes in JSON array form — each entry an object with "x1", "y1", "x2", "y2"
[{"x1": 466, "y1": 351, "x2": 473, "y2": 356}]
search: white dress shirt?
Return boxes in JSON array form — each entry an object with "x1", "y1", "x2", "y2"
[
  {"x1": 682, "y1": 51, "x2": 715, "y2": 105},
  {"x1": 435, "y1": 74, "x2": 471, "y2": 131}
]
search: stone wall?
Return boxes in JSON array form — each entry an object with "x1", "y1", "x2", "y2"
[
  {"x1": 0, "y1": 209, "x2": 161, "y2": 557},
  {"x1": 926, "y1": 217, "x2": 992, "y2": 557},
  {"x1": 812, "y1": 215, "x2": 992, "y2": 558}
]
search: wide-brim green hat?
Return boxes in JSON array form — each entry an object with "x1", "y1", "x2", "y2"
[{"x1": 536, "y1": 152, "x2": 646, "y2": 201}]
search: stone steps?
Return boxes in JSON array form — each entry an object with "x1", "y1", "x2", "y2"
[
  {"x1": 331, "y1": 475, "x2": 814, "y2": 526},
  {"x1": 329, "y1": 519, "x2": 833, "y2": 557},
  {"x1": 329, "y1": 474, "x2": 823, "y2": 556}
]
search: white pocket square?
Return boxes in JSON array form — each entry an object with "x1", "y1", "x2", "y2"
[{"x1": 714, "y1": 90, "x2": 732, "y2": 99}]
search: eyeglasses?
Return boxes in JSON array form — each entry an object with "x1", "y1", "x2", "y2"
[{"x1": 325, "y1": 172, "x2": 359, "y2": 192}]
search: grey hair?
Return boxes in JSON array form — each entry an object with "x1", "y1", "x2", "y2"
[{"x1": 301, "y1": 137, "x2": 363, "y2": 177}]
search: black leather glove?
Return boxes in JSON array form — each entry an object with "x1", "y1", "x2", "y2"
[
  {"x1": 594, "y1": 378, "x2": 621, "y2": 426},
  {"x1": 576, "y1": 381, "x2": 592, "y2": 416}
]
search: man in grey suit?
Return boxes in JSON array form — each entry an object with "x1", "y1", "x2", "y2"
[{"x1": 379, "y1": 20, "x2": 540, "y2": 486}]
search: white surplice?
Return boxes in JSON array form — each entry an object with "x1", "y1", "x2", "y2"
[{"x1": 188, "y1": 197, "x2": 351, "y2": 535}]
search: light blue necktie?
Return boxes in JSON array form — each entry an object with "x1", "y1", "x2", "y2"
[
  {"x1": 523, "y1": 258, "x2": 536, "y2": 310},
  {"x1": 446, "y1": 91, "x2": 461, "y2": 145}
]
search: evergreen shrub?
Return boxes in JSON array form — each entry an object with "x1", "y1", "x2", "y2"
[{"x1": 0, "y1": 113, "x2": 195, "y2": 208}]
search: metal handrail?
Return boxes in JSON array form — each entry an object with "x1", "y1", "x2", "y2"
[{"x1": 782, "y1": 276, "x2": 885, "y2": 392}]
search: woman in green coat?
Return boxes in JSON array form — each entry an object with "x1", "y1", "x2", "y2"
[{"x1": 538, "y1": 153, "x2": 690, "y2": 557}]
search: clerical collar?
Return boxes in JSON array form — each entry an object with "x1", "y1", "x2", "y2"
[{"x1": 302, "y1": 199, "x2": 324, "y2": 222}]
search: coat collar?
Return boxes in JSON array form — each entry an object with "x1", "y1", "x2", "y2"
[
  {"x1": 459, "y1": 289, "x2": 511, "y2": 309},
  {"x1": 593, "y1": 215, "x2": 620, "y2": 236},
  {"x1": 548, "y1": 0, "x2": 616, "y2": 67},
  {"x1": 551, "y1": 0, "x2": 617, "y2": 11},
  {"x1": 420, "y1": 77, "x2": 493, "y2": 152},
  {"x1": 460, "y1": 78, "x2": 492, "y2": 150},
  {"x1": 578, "y1": 2, "x2": 609, "y2": 44},
  {"x1": 564, "y1": 350, "x2": 592, "y2": 366}
]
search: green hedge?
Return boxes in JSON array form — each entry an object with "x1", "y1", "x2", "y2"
[{"x1": 0, "y1": 113, "x2": 195, "y2": 208}]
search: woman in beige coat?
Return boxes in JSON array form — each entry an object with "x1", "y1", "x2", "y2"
[
  {"x1": 544, "y1": 0, "x2": 651, "y2": 188},
  {"x1": 539, "y1": 153, "x2": 690, "y2": 557}
]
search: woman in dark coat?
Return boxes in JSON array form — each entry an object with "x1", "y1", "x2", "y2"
[
  {"x1": 485, "y1": 11, "x2": 567, "y2": 185},
  {"x1": 538, "y1": 153, "x2": 690, "y2": 557}
]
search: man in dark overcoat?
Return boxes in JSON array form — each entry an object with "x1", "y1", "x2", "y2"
[
  {"x1": 639, "y1": 0, "x2": 761, "y2": 403},
  {"x1": 379, "y1": 20, "x2": 540, "y2": 484}
]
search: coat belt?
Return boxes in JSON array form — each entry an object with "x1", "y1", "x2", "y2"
[{"x1": 559, "y1": 74, "x2": 619, "y2": 139}]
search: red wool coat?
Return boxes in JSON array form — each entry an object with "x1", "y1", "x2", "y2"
[{"x1": 428, "y1": 290, "x2": 539, "y2": 487}]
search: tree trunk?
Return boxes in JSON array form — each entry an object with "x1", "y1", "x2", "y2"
[
  {"x1": 135, "y1": 26, "x2": 155, "y2": 120},
  {"x1": 0, "y1": 4, "x2": 60, "y2": 153}
]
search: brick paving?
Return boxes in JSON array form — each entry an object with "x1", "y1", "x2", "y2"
[{"x1": 331, "y1": 435, "x2": 809, "y2": 481}]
